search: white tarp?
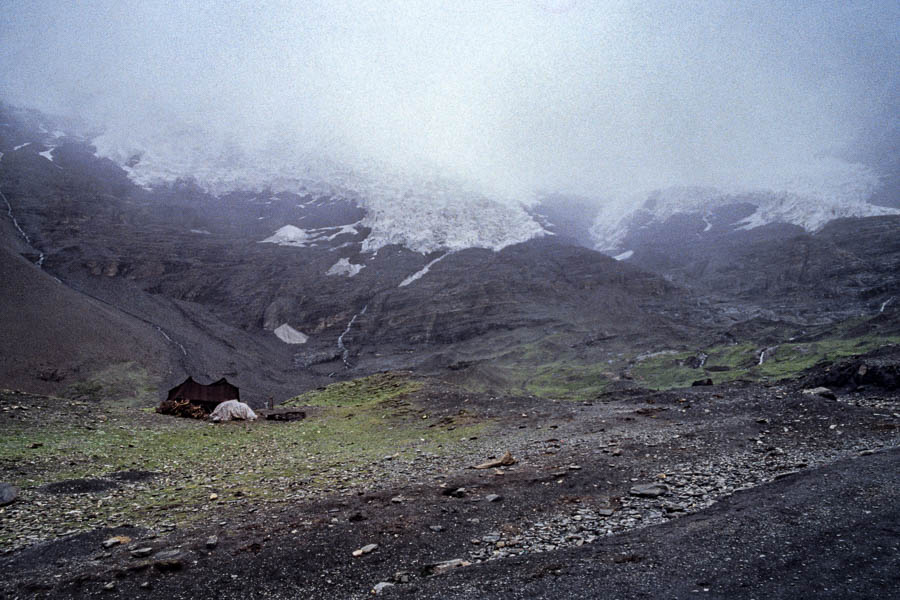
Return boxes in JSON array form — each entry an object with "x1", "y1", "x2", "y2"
[{"x1": 210, "y1": 400, "x2": 258, "y2": 422}]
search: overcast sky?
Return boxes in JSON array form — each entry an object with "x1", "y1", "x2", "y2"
[{"x1": 1, "y1": 1, "x2": 897, "y2": 199}]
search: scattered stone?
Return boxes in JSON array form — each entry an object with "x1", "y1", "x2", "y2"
[
  {"x1": 629, "y1": 483, "x2": 669, "y2": 498},
  {"x1": 596, "y1": 507, "x2": 616, "y2": 517},
  {"x1": 353, "y1": 543, "x2": 378, "y2": 557},
  {"x1": 802, "y1": 387, "x2": 836, "y2": 400},
  {"x1": 859, "y1": 449, "x2": 875, "y2": 456},
  {"x1": 442, "y1": 487, "x2": 467, "y2": 498},
  {"x1": 131, "y1": 547, "x2": 154, "y2": 558},
  {"x1": 393, "y1": 571, "x2": 412, "y2": 583},
  {"x1": 29, "y1": 442, "x2": 43, "y2": 449},
  {"x1": 691, "y1": 378, "x2": 713, "y2": 387},
  {"x1": 152, "y1": 550, "x2": 185, "y2": 571},
  {"x1": 102, "y1": 535, "x2": 131, "y2": 549},
  {"x1": 373, "y1": 581, "x2": 395, "y2": 594},
  {"x1": 485, "y1": 494, "x2": 502, "y2": 503},
  {"x1": 0, "y1": 483, "x2": 20, "y2": 506},
  {"x1": 473, "y1": 451, "x2": 516, "y2": 470},
  {"x1": 390, "y1": 496, "x2": 404, "y2": 504},
  {"x1": 423, "y1": 558, "x2": 471, "y2": 576},
  {"x1": 205, "y1": 535, "x2": 218, "y2": 549},
  {"x1": 209, "y1": 493, "x2": 218, "y2": 501},
  {"x1": 429, "y1": 525, "x2": 444, "y2": 532},
  {"x1": 102, "y1": 581, "x2": 116, "y2": 591}
]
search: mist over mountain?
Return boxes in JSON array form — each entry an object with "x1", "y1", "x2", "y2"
[{"x1": 2, "y1": 1, "x2": 898, "y2": 248}]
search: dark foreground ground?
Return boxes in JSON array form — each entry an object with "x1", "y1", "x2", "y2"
[{"x1": 1, "y1": 370, "x2": 898, "y2": 600}]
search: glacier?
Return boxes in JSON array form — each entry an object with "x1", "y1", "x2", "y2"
[{"x1": 591, "y1": 157, "x2": 898, "y2": 253}]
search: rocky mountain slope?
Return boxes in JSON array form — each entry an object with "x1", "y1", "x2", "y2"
[
  {"x1": 0, "y1": 104, "x2": 711, "y2": 402},
  {"x1": 3, "y1": 103, "x2": 899, "y2": 403}
]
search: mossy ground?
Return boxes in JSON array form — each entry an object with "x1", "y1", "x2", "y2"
[
  {"x1": 466, "y1": 326, "x2": 900, "y2": 400},
  {"x1": 631, "y1": 335, "x2": 900, "y2": 391},
  {"x1": 0, "y1": 371, "x2": 485, "y2": 548}
]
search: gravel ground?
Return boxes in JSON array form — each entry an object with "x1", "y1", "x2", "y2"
[{"x1": 0, "y1": 376, "x2": 898, "y2": 599}]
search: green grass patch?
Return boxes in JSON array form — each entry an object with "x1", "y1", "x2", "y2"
[
  {"x1": 0, "y1": 372, "x2": 485, "y2": 547},
  {"x1": 283, "y1": 371, "x2": 423, "y2": 407},
  {"x1": 630, "y1": 336, "x2": 900, "y2": 391},
  {"x1": 524, "y1": 362, "x2": 612, "y2": 401}
]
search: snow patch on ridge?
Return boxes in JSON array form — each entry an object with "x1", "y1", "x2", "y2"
[
  {"x1": 274, "y1": 323, "x2": 309, "y2": 344},
  {"x1": 262, "y1": 225, "x2": 314, "y2": 247},
  {"x1": 327, "y1": 258, "x2": 364, "y2": 277},
  {"x1": 261, "y1": 222, "x2": 361, "y2": 248},
  {"x1": 613, "y1": 250, "x2": 633, "y2": 261},
  {"x1": 400, "y1": 253, "x2": 452, "y2": 287}
]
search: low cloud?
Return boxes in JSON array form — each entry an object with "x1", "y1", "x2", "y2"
[{"x1": 2, "y1": 1, "x2": 897, "y2": 203}]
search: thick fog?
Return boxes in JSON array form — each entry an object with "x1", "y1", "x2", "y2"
[{"x1": 1, "y1": 0, "x2": 897, "y2": 204}]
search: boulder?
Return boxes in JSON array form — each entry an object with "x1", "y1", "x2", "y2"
[{"x1": 0, "y1": 483, "x2": 19, "y2": 506}]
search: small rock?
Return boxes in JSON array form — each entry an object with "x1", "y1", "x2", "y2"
[
  {"x1": 29, "y1": 442, "x2": 43, "y2": 449},
  {"x1": 473, "y1": 451, "x2": 516, "y2": 469},
  {"x1": 390, "y1": 496, "x2": 404, "y2": 504},
  {"x1": 152, "y1": 550, "x2": 185, "y2": 571},
  {"x1": 373, "y1": 582, "x2": 395, "y2": 594},
  {"x1": 859, "y1": 449, "x2": 875, "y2": 456},
  {"x1": 102, "y1": 581, "x2": 116, "y2": 591},
  {"x1": 393, "y1": 571, "x2": 412, "y2": 583},
  {"x1": 209, "y1": 493, "x2": 218, "y2": 501},
  {"x1": 131, "y1": 547, "x2": 154, "y2": 558},
  {"x1": 353, "y1": 543, "x2": 378, "y2": 557},
  {"x1": 0, "y1": 483, "x2": 19, "y2": 506},
  {"x1": 423, "y1": 558, "x2": 471, "y2": 576},
  {"x1": 205, "y1": 536, "x2": 218, "y2": 549},
  {"x1": 485, "y1": 494, "x2": 502, "y2": 503},
  {"x1": 596, "y1": 508, "x2": 616, "y2": 517},
  {"x1": 102, "y1": 535, "x2": 131, "y2": 549},
  {"x1": 802, "y1": 387, "x2": 836, "y2": 400},
  {"x1": 429, "y1": 525, "x2": 444, "y2": 532},
  {"x1": 442, "y1": 487, "x2": 466, "y2": 498},
  {"x1": 629, "y1": 483, "x2": 669, "y2": 498}
]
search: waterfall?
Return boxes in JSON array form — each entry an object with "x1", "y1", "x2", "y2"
[{"x1": 337, "y1": 304, "x2": 368, "y2": 368}]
